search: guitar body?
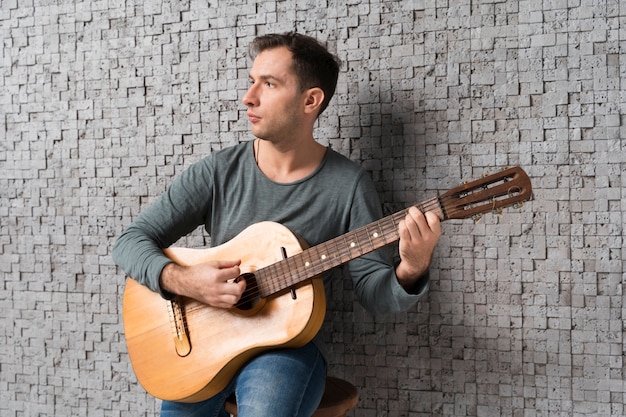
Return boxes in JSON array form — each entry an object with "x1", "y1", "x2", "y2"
[{"x1": 122, "y1": 222, "x2": 327, "y2": 402}]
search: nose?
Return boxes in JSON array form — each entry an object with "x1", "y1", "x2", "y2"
[{"x1": 242, "y1": 83, "x2": 258, "y2": 108}]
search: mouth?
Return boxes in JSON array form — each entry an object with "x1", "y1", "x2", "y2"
[{"x1": 247, "y1": 112, "x2": 261, "y2": 123}]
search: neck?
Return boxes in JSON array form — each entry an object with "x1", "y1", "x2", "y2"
[{"x1": 254, "y1": 138, "x2": 326, "y2": 183}]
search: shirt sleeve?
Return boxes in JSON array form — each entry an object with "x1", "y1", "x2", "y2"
[
  {"x1": 343, "y1": 173, "x2": 429, "y2": 315},
  {"x1": 111, "y1": 157, "x2": 214, "y2": 298}
]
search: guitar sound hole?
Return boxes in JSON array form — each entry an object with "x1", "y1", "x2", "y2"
[{"x1": 234, "y1": 273, "x2": 260, "y2": 310}]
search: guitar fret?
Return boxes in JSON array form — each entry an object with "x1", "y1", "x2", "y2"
[
  {"x1": 342, "y1": 234, "x2": 354, "y2": 257},
  {"x1": 318, "y1": 243, "x2": 333, "y2": 270},
  {"x1": 375, "y1": 222, "x2": 385, "y2": 245},
  {"x1": 278, "y1": 258, "x2": 291, "y2": 291},
  {"x1": 255, "y1": 268, "x2": 271, "y2": 296},
  {"x1": 364, "y1": 225, "x2": 376, "y2": 251},
  {"x1": 377, "y1": 210, "x2": 400, "y2": 244},
  {"x1": 343, "y1": 234, "x2": 357, "y2": 263}
]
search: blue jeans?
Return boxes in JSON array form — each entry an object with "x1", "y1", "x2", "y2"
[{"x1": 160, "y1": 342, "x2": 326, "y2": 417}]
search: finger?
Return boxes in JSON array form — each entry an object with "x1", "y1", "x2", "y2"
[
  {"x1": 424, "y1": 211, "x2": 442, "y2": 235},
  {"x1": 408, "y1": 207, "x2": 442, "y2": 238},
  {"x1": 398, "y1": 218, "x2": 412, "y2": 242},
  {"x1": 213, "y1": 259, "x2": 242, "y2": 269},
  {"x1": 225, "y1": 276, "x2": 248, "y2": 307},
  {"x1": 232, "y1": 275, "x2": 248, "y2": 291},
  {"x1": 210, "y1": 261, "x2": 241, "y2": 283},
  {"x1": 403, "y1": 207, "x2": 425, "y2": 238},
  {"x1": 212, "y1": 275, "x2": 246, "y2": 306},
  {"x1": 214, "y1": 293, "x2": 242, "y2": 309},
  {"x1": 409, "y1": 206, "x2": 431, "y2": 226}
]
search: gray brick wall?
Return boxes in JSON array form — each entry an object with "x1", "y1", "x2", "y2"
[{"x1": 1, "y1": 0, "x2": 624, "y2": 416}]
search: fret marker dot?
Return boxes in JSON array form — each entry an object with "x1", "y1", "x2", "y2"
[
  {"x1": 305, "y1": 262, "x2": 310, "y2": 267},
  {"x1": 321, "y1": 255, "x2": 327, "y2": 260},
  {"x1": 373, "y1": 232, "x2": 379, "y2": 238},
  {"x1": 350, "y1": 242, "x2": 356, "y2": 248}
]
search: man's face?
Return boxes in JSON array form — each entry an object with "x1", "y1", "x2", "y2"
[{"x1": 242, "y1": 47, "x2": 306, "y2": 143}]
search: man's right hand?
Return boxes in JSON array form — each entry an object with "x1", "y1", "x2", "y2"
[{"x1": 159, "y1": 260, "x2": 245, "y2": 308}]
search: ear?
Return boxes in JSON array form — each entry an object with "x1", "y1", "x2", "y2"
[{"x1": 302, "y1": 87, "x2": 325, "y2": 116}]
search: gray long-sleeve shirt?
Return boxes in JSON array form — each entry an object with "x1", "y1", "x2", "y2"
[{"x1": 112, "y1": 140, "x2": 428, "y2": 317}]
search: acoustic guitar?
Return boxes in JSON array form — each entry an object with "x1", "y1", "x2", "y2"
[{"x1": 122, "y1": 166, "x2": 532, "y2": 402}]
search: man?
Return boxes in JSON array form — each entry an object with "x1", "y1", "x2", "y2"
[{"x1": 112, "y1": 32, "x2": 441, "y2": 417}]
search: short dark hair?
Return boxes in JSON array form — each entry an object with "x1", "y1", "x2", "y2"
[{"x1": 249, "y1": 32, "x2": 341, "y2": 117}]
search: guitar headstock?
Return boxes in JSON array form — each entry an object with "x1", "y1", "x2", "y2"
[{"x1": 438, "y1": 166, "x2": 532, "y2": 221}]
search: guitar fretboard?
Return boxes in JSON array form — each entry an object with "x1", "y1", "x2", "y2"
[{"x1": 255, "y1": 197, "x2": 443, "y2": 297}]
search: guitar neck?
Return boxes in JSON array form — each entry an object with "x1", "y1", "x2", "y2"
[
  {"x1": 252, "y1": 166, "x2": 533, "y2": 298},
  {"x1": 255, "y1": 197, "x2": 443, "y2": 297}
]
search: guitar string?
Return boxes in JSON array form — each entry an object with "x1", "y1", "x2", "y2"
[
  {"x1": 230, "y1": 197, "x2": 449, "y2": 306},
  {"x1": 232, "y1": 185, "x2": 528, "y2": 306},
  {"x1": 183, "y1": 185, "x2": 527, "y2": 311},
  {"x1": 247, "y1": 203, "x2": 428, "y2": 302}
]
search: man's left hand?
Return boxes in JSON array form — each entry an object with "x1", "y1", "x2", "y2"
[{"x1": 395, "y1": 206, "x2": 442, "y2": 292}]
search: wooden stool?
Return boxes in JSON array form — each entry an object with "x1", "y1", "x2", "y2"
[{"x1": 225, "y1": 376, "x2": 358, "y2": 417}]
